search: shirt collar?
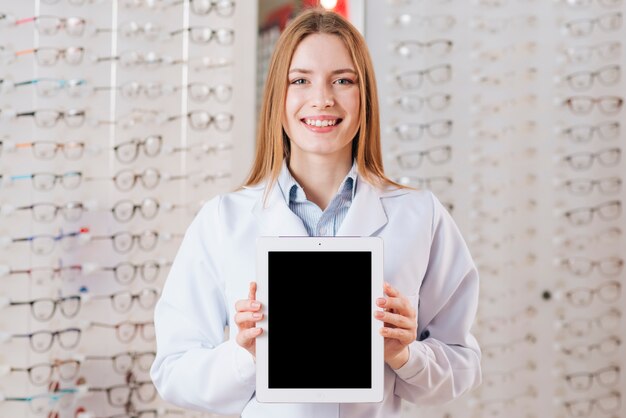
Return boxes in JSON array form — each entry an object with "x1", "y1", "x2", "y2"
[{"x1": 277, "y1": 159, "x2": 358, "y2": 205}]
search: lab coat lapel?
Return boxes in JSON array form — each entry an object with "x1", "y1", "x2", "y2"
[
  {"x1": 252, "y1": 183, "x2": 309, "y2": 236},
  {"x1": 337, "y1": 181, "x2": 388, "y2": 237}
]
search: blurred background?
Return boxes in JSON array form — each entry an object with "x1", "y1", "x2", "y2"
[{"x1": 0, "y1": 0, "x2": 624, "y2": 417}]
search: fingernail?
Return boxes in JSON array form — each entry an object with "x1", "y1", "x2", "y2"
[
  {"x1": 377, "y1": 298, "x2": 386, "y2": 306},
  {"x1": 253, "y1": 312, "x2": 262, "y2": 319},
  {"x1": 251, "y1": 301, "x2": 260, "y2": 309},
  {"x1": 374, "y1": 311, "x2": 384, "y2": 319}
]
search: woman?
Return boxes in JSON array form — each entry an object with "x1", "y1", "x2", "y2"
[{"x1": 151, "y1": 8, "x2": 481, "y2": 418}]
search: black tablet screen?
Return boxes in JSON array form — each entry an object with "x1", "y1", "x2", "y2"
[{"x1": 267, "y1": 251, "x2": 372, "y2": 389}]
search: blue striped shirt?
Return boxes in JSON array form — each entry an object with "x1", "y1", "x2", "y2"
[{"x1": 277, "y1": 160, "x2": 358, "y2": 237}]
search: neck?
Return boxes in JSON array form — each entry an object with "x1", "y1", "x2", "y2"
[{"x1": 288, "y1": 153, "x2": 352, "y2": 211}]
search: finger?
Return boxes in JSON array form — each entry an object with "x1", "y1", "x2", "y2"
[
  {"x1": 236, "y1": 327, "x2": 263, "y2": 346},
  {"x1": 377, "y1": 296, "x2": 413, "y2": 317},
  {"x1": 380, "y1": 326, "x2": 415, "y2": 344},
  {"x1": 235, "y1": 311, "x2": 264, "y2": 327},
  {"x1": 374, "y1": 310, "x2": 414, "y2": 329},
  {"x1": 235, "y1": 299, "x2": 261, "y2": 312},
  {"x1": 384, "y1": 282, "x2": 399, "y2": 297},
  {"x1": 249, "y1": 281, "x2": 257, "y2": 300}
]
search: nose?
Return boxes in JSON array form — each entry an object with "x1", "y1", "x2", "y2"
[{"x1": 311, "y1": 83, "x2": 335, "y2": 108}]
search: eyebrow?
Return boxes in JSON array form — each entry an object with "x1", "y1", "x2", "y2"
[{"x1": 288, "y1": 68, "x2": 357, "y2": 75}]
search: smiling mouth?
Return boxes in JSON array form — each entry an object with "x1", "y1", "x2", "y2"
[{"x1": 301, "y1": 118, "x2": 343, "y2": 127}]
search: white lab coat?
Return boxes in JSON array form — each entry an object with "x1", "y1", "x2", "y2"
[{"x1": 150, "y1": 178, "x2": 482, "y2": 418}]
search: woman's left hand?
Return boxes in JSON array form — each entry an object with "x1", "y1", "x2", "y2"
[{"x1": 374, "y1": 282, "x2": 417, "y2": 369}]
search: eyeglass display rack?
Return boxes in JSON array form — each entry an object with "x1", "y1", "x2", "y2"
[
  {"x1": 0, "y1": 1, "x2": 256, "y2": 417},
  {"x1": 365, "y1": 0, "x2": 626, "y2": 417}
]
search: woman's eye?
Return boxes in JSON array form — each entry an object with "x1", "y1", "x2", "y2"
[
  {"x1": 291, "y1": 79, "x2": 307, "y2": 85},
  {"x1": 335, "y1": 78, "x2": 354, "y2": 85}
]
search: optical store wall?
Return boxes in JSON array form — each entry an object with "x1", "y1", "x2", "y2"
[
  {"x1": 1, "y1": 0, "x2": 625, "y2": 418},
  {"x1": 0, "y1": 0, "x2": 256, "y2": 417},
  {"x1": 365, "y1": 0, "x2": 626, "y2": 417}
]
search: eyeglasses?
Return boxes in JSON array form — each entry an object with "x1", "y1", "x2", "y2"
[
  {"x1": 557, "y1": 307, "x2": 621, "y2": 338},
  {"x1": 557, "y1": 256, "x2": 624, "y2": 276},
  {"x1": 470, "y1": 120, "x2": 537, "y2": 141},
  {"x1": 15, "y1": 15, "x2": 87, "y2": 36},
  {"x1": 1, "y1": 385, "x2": 84, "y2": 414},
  {"x1": 92, "y1": 230, "x2": 182, "y2": 253},
  {"x1": 165, "y1": 141, "x2": 233, "y2": 159},
  {"x1": 101, "y1": 409, "x2": 186, "y2": 418},
  {"x1": 563, "y1": 365, "x2": 620, "y2": 392},
  {"x1": 471, "y1": 41, "x2": 537, "y2": 63},
  {"x1": 561, "y1": 122, "x2": 620, "y2": 143},
  {"x1": 166, "y1": 0, "x2": 235, "y2": 16},
  {"x1": 2, "y1": 201, "x2": 90, "y2": 223},
  {"x1": 563, "y1": 200, "x2": 621, "y2": 226},
  {"x1": 2, "y1": 260, "x2": 85, "y2": 285},
  {"x1": 561, "y1": 95, "x2": 623, "y2": 115},
  {"x1": 391, "y1": 13, "x2": 456, "y2": 32},
  {"x1": 113, "y1": 135, "x2": 162, "y2": 163},
  {"x1": 560, "y1": 0, "x2": 623, "y2": 7},
  {"x1": 91, "y1": 321, "x2": 155, "y2": 343},
  {"x1": 554, "y1": 226, "x2": 622, "y2": 251},
  {"x1": 94, "y1": 81, "x2": 176, "y2": 100},
  {"x1": 561, "y1": 147, "x2": 621, "y2": 170},
  {"x1": 8, "y1": 171, "x2": 82, "y2": 191},
  {"x1": 559, "y1": 335, "x2": 621, "y2": 359},
  {"x1": 101, "y1": 259, "x2": 172, "y2": 285},
  {"x1": 4, "y1": 295, "x2": 82, "y2": 321},
  {"x1": 395, "y1": 64, "x2": 452, "y2": 89},
  {"x1": 394, "y1": 175, "x2": 453, "y2": 192},
  {"x1": 471, "y1": 94, "x2": 537, "y2": 115},
  {"x1": 93, "y1": 51, "x2": 183, "y2": 69},
  {"x1": 477, "y1": 306, "x2": 537, "y2": 333},
  {"x1": 11, "y1": 140, "x2": 87, "y2": 159},
  {"x1": 6, "y1": 227, "x2": 90, "y2": 255},
  {"x1": 561, "y1": 176, "x2": 622, "y2": 196},
  {"x1": 165, "y1": 111, "x2": 233, "y2": 131},
  {"x1": 8, "y1": 327, "x2": 81, "y2": 352},
  {"x1": 563, "y1": 280, "x2": 621, "y2": 307},
  {"x1": 85, "y1": 351, "x2": 155, "y2": 375},
  {"x1": 562, "y1": 391, "x2": 621, "y2": 417},
  {"x1": 180, "y1": 82, "x2": 232, "y2": 102},
  {"x1": 393, "y1": 39, "x2": 453, "y2": 58},
  {"x1": 92, "y1": 288, "x2": 159, "y2": 313},
  {"x1": 472, "y1": 67, "x2": 537, "y2": 86},
  {"x1": 8, "y1": 358, "x2": 81, "y2": 386},
  {"x1": 561, "y1": 65, "x2": 621, "y2": 91},
  {"x1": 42, "y1": 0, "x2": 108, "y2": 5},
  {"x1": 110, "y1": 198, "x2": 160, "y2": 222},
  {"x1": 563, "y1": 12, "x2": 622, "y2": 36},
  {"x1": 393, "y1": 119, "x2": 453, "y2": 141},
  {"x1": 481, "y1": 333, "x2": 537, "y2": 359},
  {"x1": 393, "y1": 93, "x2": 451, "y2": 113},
  {"x1": 11, "y1": 78, "x2": 88, "y2": 98},
  {"x1": 470, "y1": 14, "x2": 537, "y2": 34},
  {"x1": 108, "y1": 198, "x2": 194, "y2": 222},
  {"x1": 89, "y1": 167, "x2": 191, "y2": 191},
  {"x1": 89, "y1": 380, "x2": 156, "y2": 407},
  {"x1": 108, "y1": 20, "x2": 163, "y2": 40},
  {"x1": 15, "y1": 109, "x2": 86, "y2": 128},
  {"x1": 561, "y1": 41, "x2": 621, "y2": 64},
  {"x1": 396, "y1": 145, "x2": 452, "y2": 169},
  {"x1": 168, "y1": 26, "x2": 234, "y2": 45},
  {"x1": 482, "y1": 361, "x2": 536, "y2": 388},
  {"x1": 14, "y1": 47, "x2": 85, "y2": 66}
]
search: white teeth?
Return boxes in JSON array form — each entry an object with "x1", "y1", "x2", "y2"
[{"x1": 304, "y1": 119, "x2": 338, "y2": 127}]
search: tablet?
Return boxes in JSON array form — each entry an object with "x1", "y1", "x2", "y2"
[{"x1": 255, "y1": 236, "x2": 384, "y2": 403}]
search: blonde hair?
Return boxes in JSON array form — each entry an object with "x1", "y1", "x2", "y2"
[{"x1": 242, "y1": 7, "x2": 406, "y2": 194}]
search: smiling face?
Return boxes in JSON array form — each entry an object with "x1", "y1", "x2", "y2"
[{"x1": 283, "y1": 33, "x2": 361, "y2": 164}]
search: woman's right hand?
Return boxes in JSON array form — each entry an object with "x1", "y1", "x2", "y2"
[{"x1": 234, "y1": 281, "x2": 263, "y2": 360}]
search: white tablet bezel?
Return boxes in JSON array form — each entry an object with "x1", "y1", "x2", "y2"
[{"x1": 255, "y1": 236, "x2": 384, "y2": 403}]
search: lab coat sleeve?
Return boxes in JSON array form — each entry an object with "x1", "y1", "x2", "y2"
[
  {"x1": 392, "y1": 192, "x2": 481, "y2": 405},
  {"x1": 150, "y1": 196, "x2": 256, "y2": 415}
]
